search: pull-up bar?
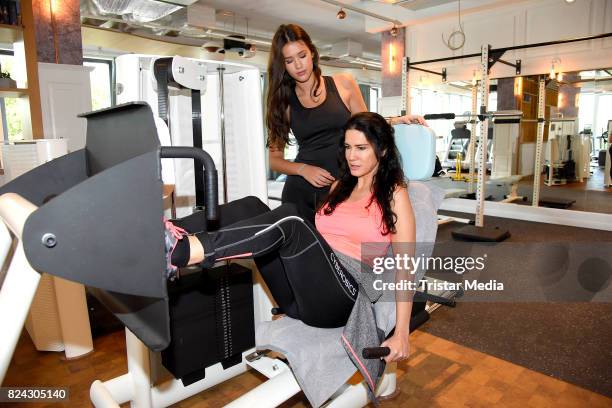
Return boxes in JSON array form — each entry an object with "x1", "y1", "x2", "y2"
[
  {"x1": 407, "y1": 32, "x2": 612, "y2": 78},
  {"x1": 408, "y1": 32, "x2": 612, "y2": 66},
  {"x1": 423, "y1": 111, "x2": 523, "y2": 121}
]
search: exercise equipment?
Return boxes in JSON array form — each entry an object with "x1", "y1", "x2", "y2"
[
  {"x1": 437, "y1": 92, "x2": 522, "y2": 203},
  {"x1": 0, "y1": 102, "x2": 218, "y2": 378},
  {"x1": 116, "y1": 54, "x2": 268, "y2": 215},
  {"x1": 0, "y1": 103, "x2": 455, "y2": 407},
  {"x1": 404, "y1": 34, "x2": 612, "y2": 211},
  {"x1": 527, "y1": 79, "x2": 576, "y2": 209},
  {"x1": 421, "y1": 107, "x2": 518, "y2": 243},
  {"x1": 116, "y1": 56, "x2": 278, "y2": 389},
  {"x1": 544, "y1": 118, "x2": 591, "y2": 186},
  {"x1": 454, "y1": 153, "x2": 464, "y2": 181},
  {"x1": 443, "y1": 121, "x2": 470, "y2": 170},
  {"x1": 0, "y1": 139, "x2": 94, "y2": 358},
  {"x1": 0, "y1": 104, "x2": 263, "y2": 406},
  {"x1": 442, "y1": 121, "x2": 493, "y2": 174}
]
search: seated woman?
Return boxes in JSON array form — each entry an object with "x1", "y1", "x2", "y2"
[{"x1": 165, "y1": 112, "x2": 416, "y2": 363}]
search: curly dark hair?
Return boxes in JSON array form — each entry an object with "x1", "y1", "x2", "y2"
[
  {"x1": 265, "y1": 24, "x2": 322, "y2": 149},
  {"x1": 320, "y1": 112, "x2": 407, "y2": 235}
]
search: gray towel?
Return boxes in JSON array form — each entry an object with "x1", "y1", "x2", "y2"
[{"x1": 335, "y1": 252, "x2": 390, "y2": 406}]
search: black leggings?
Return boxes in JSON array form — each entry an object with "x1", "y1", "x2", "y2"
[{"x1": 174, "y1": 196, "x2": 358, "y2": 328}]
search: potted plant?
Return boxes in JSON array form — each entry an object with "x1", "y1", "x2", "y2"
[{"x1": 0, "y1": 71, "x2": 16, "y2": 88}]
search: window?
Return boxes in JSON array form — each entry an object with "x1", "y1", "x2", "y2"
[
  {"x1": 0, "y1": 50, "x2": 24, "y2": 141},
  {"x1": 578, "y1": 93, "x2": 594, "y2": 132},
  {"x1": 84, "y1": 58, "x2": 113, "y2": 110},
  {"x1": 578, "y1": 92, "x2": 612, "y2": 139},
  {"x1": 594, "y1": 94, "x2": 612, "y2": 136},
  {"x1": 369, "y1": 87, "x2": 380, "y2": 113}
]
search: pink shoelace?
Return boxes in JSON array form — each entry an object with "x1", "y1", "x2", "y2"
[{"x1": 163, "y1": 217, "x2": 188, "y2": 240}]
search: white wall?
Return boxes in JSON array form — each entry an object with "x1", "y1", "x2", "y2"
[
  {"x1": 38, "y1": 63, "x2": 92, "y2": 152},
  {"x1": 405, "y1": 0, "x2": 612, "y2": 83}
]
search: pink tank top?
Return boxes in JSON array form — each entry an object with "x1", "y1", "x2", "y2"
[{"x1": 315, "y1": 195, "x2": 391, "y2": 263}]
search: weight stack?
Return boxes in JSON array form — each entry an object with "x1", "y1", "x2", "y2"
[{"x1": 161, "y1": 263, "x2": 255, "y2": 386}]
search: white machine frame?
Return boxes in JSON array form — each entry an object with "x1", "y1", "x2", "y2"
[
  {"x1": 89, "y1": 327, "x2": 398, "y2": 408},
  {"x1": 0, "y1": 141, "x2": 93, "y2": 361}
]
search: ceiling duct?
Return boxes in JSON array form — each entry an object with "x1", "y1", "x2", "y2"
[
  {"x1": 329, "y1": 39, "x2": 363, "y2": 59},
  {"x1": 90, "y1": 0, "x2": 197, "y2": 23},
  {"x1": 81, "y1": 1, "x2": 379, "y2": 68},
  {"x1": 186, "y1": 3, "x2": 216, "y2": 28},
  {"x1": 371, "y1": 0, "x2": 456, "y2": 10}
]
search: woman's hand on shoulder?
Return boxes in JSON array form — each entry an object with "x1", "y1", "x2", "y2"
[{"x1": 394, "y1": 115, "x2": 428, "y2": 126}]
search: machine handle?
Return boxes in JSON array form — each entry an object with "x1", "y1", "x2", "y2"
[
  {"x1": 494, "y1": 118, "x2": 521, "y2": 124},
  {"x1": 362, "y1": 347, "x2": 391, "y2": 359},
  {"x1": 423, "y1": 113, "x2": 456, "y2": 120},
  {"x1": 159, "y1": 146, "x2": 219, "y2": 221}
]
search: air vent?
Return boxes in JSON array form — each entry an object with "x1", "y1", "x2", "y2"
[
  {"x1": 329, "y1": 39, "x2": 363, "y2": 59},
  {"x1": 388, "y1": 0, "x2": 456, "y2": 10}
]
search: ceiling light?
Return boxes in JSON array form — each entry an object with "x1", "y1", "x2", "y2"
[
  {"x1": 337, "y1": 8, "x2": 346, "y2": 19},
  {"x1": 390, "y1": 25, "x2": 398, "y2": 37},
  {"x1": 550, "y1": 57, "x2": 561, "y2": 80},
  {"x1": 202, "y1": 41, "x2": 223, "y2": 53},
  {"x1": 565, "y1": 0, "x2": 575, "y2": 3}
]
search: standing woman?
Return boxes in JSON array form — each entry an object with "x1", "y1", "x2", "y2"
[{"x1": 266, "y1": 24, "x2": 424, "y2": 223}]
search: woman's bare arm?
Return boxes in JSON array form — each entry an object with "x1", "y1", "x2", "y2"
[{"x1": 381, "y1": 185, "x2": 416, "y2": 363}]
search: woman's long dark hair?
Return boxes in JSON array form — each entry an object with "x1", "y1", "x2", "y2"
[
  {"x1": 321, "y1": 112, "x2": 406, "y2": 235},
  {"x1": 266, "y1": 24, "x2": 322, "y2": 148}
]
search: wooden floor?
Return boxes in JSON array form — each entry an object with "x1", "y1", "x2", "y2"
[
  {"x1": 519, "y1": 165, "x2": 611, "y2": 192},
  {"x1": 580, "y1": 165, "x2": 610, "y2": 192},
  {"x1": 4, "y1": 328, "x2": 611, "y2": 408}
]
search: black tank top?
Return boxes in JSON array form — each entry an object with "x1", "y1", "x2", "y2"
[{"x1": 288, "y1": 76, "x2": 351, "y2": 178}]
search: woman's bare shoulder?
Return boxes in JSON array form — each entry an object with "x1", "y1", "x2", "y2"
[
  {"x1": 332, "y1": 72, "x2": 357, "y2": 90},
  {"x1": 392, "y1": 185, "x2": 409, "y2": 201}
]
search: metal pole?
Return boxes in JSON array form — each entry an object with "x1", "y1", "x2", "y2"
[
  {"x1": 217, "y1": 66, "x2": 228, "y2": 204},
  {"x1": 475, "y1": 45, "x2": 490, "y2": 228},
  {"x1": 468, "y1": 85, "x2": 478, "y2": 194},
  {"x1": 401, "y1": 57, "x2": 409, "y2": 115},
  {"x1": 532, "y1": 77, "x2": 546, "y2": 207}
]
